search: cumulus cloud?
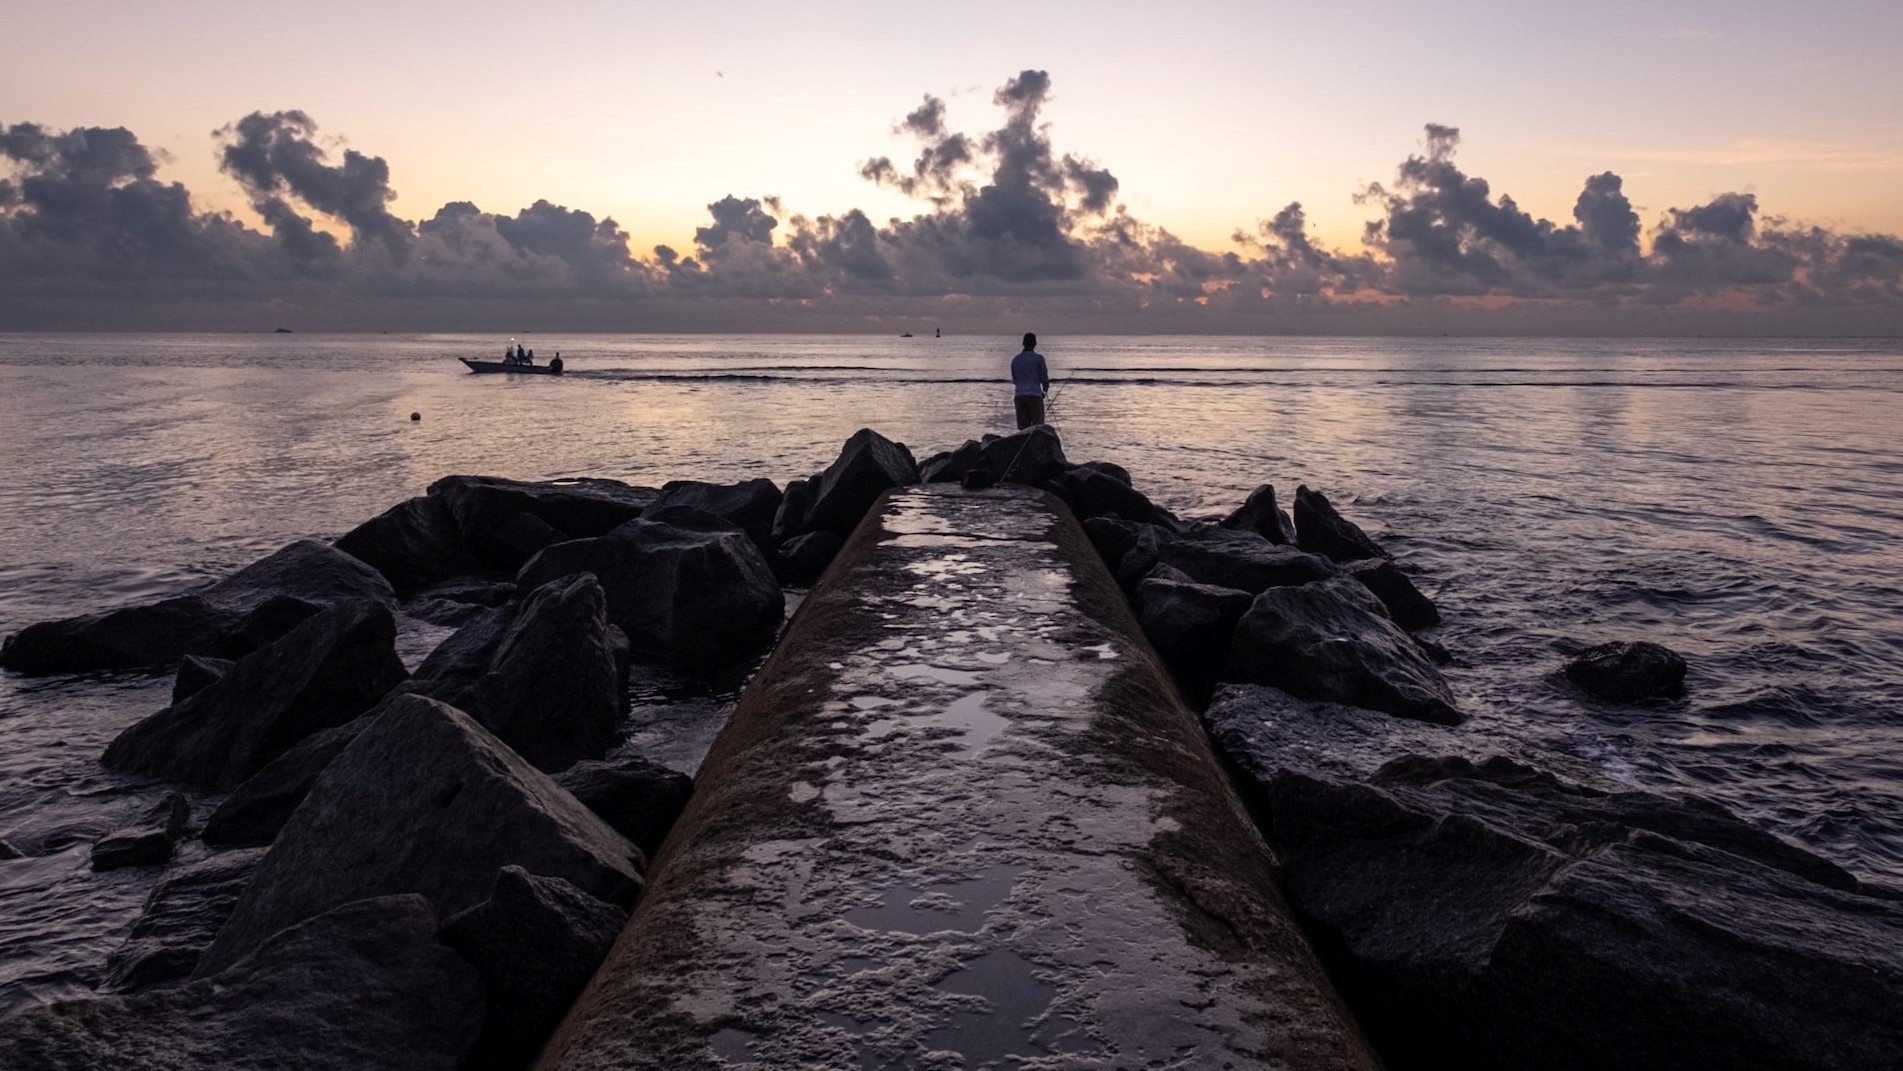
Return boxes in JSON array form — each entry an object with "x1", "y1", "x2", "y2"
[{"x1": 2, "y1": 80, "x2": 1901, "y2": 331}]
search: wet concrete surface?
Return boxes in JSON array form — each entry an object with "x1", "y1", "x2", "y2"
[{"x1": 537, "y1": 486, "x2": 1378, "y2": 1071}]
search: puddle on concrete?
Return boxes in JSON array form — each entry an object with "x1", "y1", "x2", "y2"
[
  {"x1": 944, "y1": 692, "x2": 1009, "y2": 752},
  {"x1": 926, "y1": 948, "x2": 1095, "y2": 1067},
  {"x1": 844, "y1": 864, "x2": 1021, "y2": 935},
  {"x1": 888, "y1": 663, "x2": 981, "y2": 687}
]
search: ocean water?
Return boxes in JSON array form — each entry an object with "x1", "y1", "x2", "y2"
[{"x1": 1, "y1": 332, "x2": 1900, "y2": 1013}]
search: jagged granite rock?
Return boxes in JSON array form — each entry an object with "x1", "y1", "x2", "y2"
[
  {"x1": 91, "y1": 793, "x2": 190, "y2": 871},
  {"x1": 648, "y1": 478, "x2": 784, "y2": 554},
  {"x1": 1135, "y1": 578, "x2": 1254, "y2": 700},
  {"x1": 1221, "y1": 483, "x2": 1298, "y2": 545},
  {"x1": 555, "y1": 753, "x2": 695, "y2": 859},
  {"x1": 517, "y1": 509, "x2": 783, "y2": 669},
  {"x1": 201, "y1": 721, "x2": 371, "y2": 848},
  {"x1": 920, "y1": 426, "x2": 1069, "y2": 487},
  {"x1": 1293, "y1": 486, "x2": 1389, "y2": 563},
  {"x1": 170, "y1": 654, "x2": 232, "y2": 704},
  {"x1": 1343, "y1": 558, "x2": 1439, "y2": 631},
  {"x1": 804, "y1": 429, "x2": 920, "y2": 534},
  {"x1": 0, "y1": 895, "x2": 482, "y2": 1071},
  {"x1": 442, "y1": 866, "x2": 629, "y2": 1067},
  {"x1": 427, "y1": 475, "x2": 659, "y2": 566},
  {"x1": 407, "y1": 574, "x2": 624, "y2": 773},
  {"x1": 1042, "y1": 465, "x2": 1175, "y2": 526},
  {"x1": 101, "y1": 849, "x2": 266, "y2": 992},
  {"x1": 195, "y1": 695, "x2": 643, "y2": 976},
  {"x1": 770, "y1": 475, "x2": 817, "y2": 544},
  {"x1": 777, "y1": 530, "x2": 845, "y2": 586},
  {"x1": 1263, "y1": 756, "x2": 1903, "y2": 1071},
  {"x1": 414, "y1": 578, "x2": 516, "y2": 607},
  {"x1": 1076, "y1": 459, "x2": 1132, "y2": 485},
  {"x1": 1154, "y1": 535, "x2": 1338, "y2": 595},
  {"x1": 1227, "y1": 577, "x2": 1460, "y2": 724},
  {"x1": 1565, "y1": 640, "x2": 1687, "y2": 701},
  {"x1": 333, "y1": 495, "x2": 477, "y2": 593},
  {"x1": 1203, "y1": 684, "x2": 1475, "y2": 785},
  {"x1": 203, "y1": 539, "x2": 398, "y2": 612},
  {"x1": 494, "y1": 511, "x2": 568, "y2": 563},
  {"x1": 103, "y1": 600, "x2": 408, "y2": 791}
]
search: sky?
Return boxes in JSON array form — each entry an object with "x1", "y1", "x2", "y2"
[{"x1": 3, "y1": 0, "x2": 1901, "y2": 333}]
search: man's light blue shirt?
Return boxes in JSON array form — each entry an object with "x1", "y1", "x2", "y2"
[{"x1": 1011, "y1": 349, "x2": 1050, "y2": 397}]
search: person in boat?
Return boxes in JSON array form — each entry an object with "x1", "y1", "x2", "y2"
[
  {"x1": 1010, "y1": 332, "x2": 1050, "y2": 429},
  {"x1": 550, "y1": 353, "x2": 564, "y2": 374},
  {"x1": 526, "y1": 349, "x2": 534, "y2": 364}
]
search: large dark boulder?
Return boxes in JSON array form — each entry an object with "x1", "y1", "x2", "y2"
[
  {"x1": 1227, "y1": 577, "x2": 1461, "y2": 724},
  {"x1": 804, "y1": 429, "x2": 920, "y2": 534},
  {"x1": 648, "y1": 478, "x2": 783, "y2": 553},
  {"x1": 777, "y1": 530, "x2": 845, "y2": 586},
  {"x1": 201, "y1": 720, "x2": 371, "y2": 847},
  {"x1": 1154, "y1": 536, "x2": 1338, "y2": 595},
  {"x1": 0, "y1": 542, "x2": 383, "y2": 676},
  {"x1": 427, "y1": 475, "x2": 659, "y2": 566},
  {"x1": 517, "y1": 509, "x2": 783, "y2": 669},
  {"x1": 1565, "y1": 640, "x2": 1687, "y2": 701},
  {"x1": 442, "y1": 866, "x2": 629, "y2": 1068},
  {"x1": 91, "y1": 793, "x2": 190, "y2": 872},
  {"x1": 195, "y1": 694, "x2": 643, "y2": 976},
  {"x1": 1343, "y1": 558, "x2": 1439, "y2": 631},
  {"x1": 1083, "y1": 516, "x2": 1146, "y2": 573},
  {"x1": 1135, "y1": 578, "x2": 1253, "y2": 700},
  {"x1": 333, "y1": 495, "x2": 477, "y2": 593},
  {"x1": 170, "y1": 654, "x2": 232, "y2": 704},
  {"x1": 202, "y1": 539, "x2": 397, "y2": 611},
  {"x1": 1042, "y1": 464, "x2": 1175, "y2": 526},
  {"x1": 1293, "y1": 485, "x2": 1388, "y2": 563},
  {"x1": 1112, "y1": 523, "x2": 1185, "y2": 590},
  {"x1": 1221, "y1": 483, "x2": 1298, "y2": 545},
  {"x1": 103, "y1": 600, "x2": 408, "y2": 791},
  {"x1": 770, "y1": 475, "x2": 817, "y2": 543},
  {"x1": 924, "y1": 426, "x2": 1070, "y2": 487},
  {"x1": 407, "y1": 574, "x2": 625, "y2": 773},
  {"x1": 1203, "y1": 684, "x2": 1476, "y2": 787},
  {"x1": 1263, "y1": 756, "x2": 1902, "y2": 1071},
  {"x1": 0, "y1": 895, "x2": 483, "y2": 1071},
  {"x1": 100, "y1": 849, "x2": 266, "y2": 992},
  {"x1": 555, "y1": 753, "x2": 695, "y2": 859}
]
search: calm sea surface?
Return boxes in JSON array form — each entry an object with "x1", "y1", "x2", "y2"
[{"x1": 1, "y1": 332, "x2": 1900, "y2": 1012}]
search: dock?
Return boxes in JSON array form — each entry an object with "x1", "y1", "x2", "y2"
[{"x1": 537, "y1": 485, "x2": 1377, "y2": 1070}]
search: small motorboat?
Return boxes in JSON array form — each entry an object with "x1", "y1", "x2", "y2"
[{"x1": 461, "y1": 358, "x2": 563, "y2": 375}]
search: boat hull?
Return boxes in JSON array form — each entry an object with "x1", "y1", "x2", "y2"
[{"x1": 461, "y1": 359, "x2": 562, "y2": 375}]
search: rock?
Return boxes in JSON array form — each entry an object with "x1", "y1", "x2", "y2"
[
  {"x1": 408, "y1": 574, "x2": 624, "y2": 773},
  {"x1": 1343, "y1": 558, "x2": 1440, "y2": 631},
  {"x1": 201, "y1": 721, "x2": 371, "y2": 847},
  {"x1": 1, "y1": 595, "x2": 232, "y2": 675},
  {"x1": 442, "y1": 866, "x2": 629, "y2": 1066},
  {"x1": 404, "y1": 595, "x2": 490, "y2": 628},
  {"x1": 1262, "y1": 757, "x2": 1902, "y2": 1071},
  {"x1": 777, "y1": 530, "x2": 845, "y2": 586},
  {"x1": 555, "y1": 753, "x2": 694, "y2": 859},
  {"x1": 1077, "y1": 459, "x2": 1132, "y2": 485},
  {"x1": 101, "y1": 849, "x2": 266, "y2": 991},
  {"x1": 0, "y1": 895, "x2": 482, "y2": 1071},
  {"x1": 1110, "y1": 523, "x2": 1184, "y2": 590},
  {"x1": 203, "y1": 539, "x2": 398, "y2": 612},
  {"x1": 1041, "y1": 464, "x2": 1175, "y2": 526},
  {"x1": 0, "y1": 543, "x2": 379, "y2": 676},
  {"x1": 1135, "y1": 578, "x2": 1254, "y2": 700},
  {"x1": 1227, "y1": 577, "x2": 1461, "y2": 724},
  {"x1": 770, "y1": 475, "x2": 817, "y2": 543},
  {"x1": 920, "y1": 427, "x2": 1070, "y2": 487},
  {"x1": 0, "y1": 838, "x2": 21, "y2": 860},
  {"x1": 648, "y1": 478, "x2": 784, "y2": 553},
  {"x1": 1221, "y1": 483, "x2": 1298, "y2": 544},
  {"x1": 1293, "y1": 485, "x2": 1388, "y2": 563},
  {"x1": 494, "y1": 510, "x2": 569, "y2": 562},
  {"x1": 1203, "y1": 683, "x2": 1476, "y2": 788},
  {"x1": 1565, "y1": 640, "x2": 1687, "y2": 701},
  {"x1": 517, "y1": 509, "x2": 784, "y2": 669},
  {"x1": 1154, "y1": 535, "x2": 1338, "y2": 594},
  {"x1": 413, "y1": 578, "x2": 516, "y2": 607},
  {"x1": 333, "y1": 495, "x2": 476, "y2": 593},
  {"x1": 428, "y1": 475, "x2": 658, "y2": 565},
  {"x1": 804, "y1": 429, "x2": 920, "y2": 534},
  {"x1": 102, "y1": 600, "x2": 409, "y2": 791},
  {"x1": 195, "y1": 694, "x2": 643, "y2": 976},
  {"x1": 91, "y1": 793, "x2": 190, "y2": 871},
  {"x1": 170, "y1": 654, "x2": 232, "y2": 704},
  {"x1": 917, "y1": 441, "x2": 980, "y2": 483}
]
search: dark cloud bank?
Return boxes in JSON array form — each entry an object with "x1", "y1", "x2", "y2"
[{"x1": 3, "y1": 72, "x2": 1900, "y2": 333}]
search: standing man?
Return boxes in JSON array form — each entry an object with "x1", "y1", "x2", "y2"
[{"x1": 1011, "y1": 332, "x2": 1051, "y2": 429}]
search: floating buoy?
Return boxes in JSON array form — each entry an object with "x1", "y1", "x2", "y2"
[{"x1": 410, "y1": 412, "x2": 421, "y2": 421}]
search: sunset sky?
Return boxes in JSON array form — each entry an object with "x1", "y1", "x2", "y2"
[{"x1": 4, "y1": 0, "x2": 1901, "y2": 332}]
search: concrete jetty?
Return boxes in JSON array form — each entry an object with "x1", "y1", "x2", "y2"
[{"x1": 537, "y1": 485, "x2": 1377, "y2": 1070}]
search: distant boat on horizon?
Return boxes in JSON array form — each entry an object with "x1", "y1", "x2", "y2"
[
  {"x1": 272, "y1": 327, "x2": 292, "y2": 333},
  {"x1": 899, "y1": 332, "x2": 913, "y2": 337}
]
